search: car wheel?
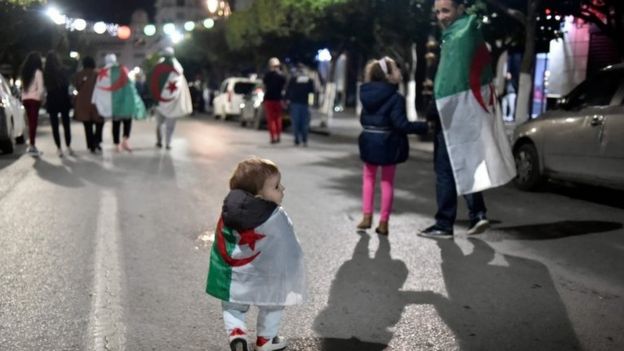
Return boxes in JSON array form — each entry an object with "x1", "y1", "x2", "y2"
[
  {"x1": 513, "y1": 143, "x2": 542, "y2": 191},
  {"x1": 0, "y1": 138, "x2": 14, "y2": 154}
]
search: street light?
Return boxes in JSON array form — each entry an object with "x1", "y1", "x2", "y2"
[
  {"x1": 46, "y1": 6, "x2": 66, "y2": 25},
  {"x1": 93, "y1": 21, "x2": 107, "y2": 34}
]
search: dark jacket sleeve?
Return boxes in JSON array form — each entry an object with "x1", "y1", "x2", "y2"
[{"x1": 388, "y1": 95, "x2": 428, "y2": 135}]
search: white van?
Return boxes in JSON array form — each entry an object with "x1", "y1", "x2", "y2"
[{"x1": 212, "y1": 77, "x2": 261, "y2": 120}]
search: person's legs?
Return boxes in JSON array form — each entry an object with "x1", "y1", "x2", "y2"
[
  {"x1": 112, "y1": 119, "x2": 121, "y2": 145},
  {"x1": 256, "y1": 306, "x2": 286, "y2": 350},
  {"x1": 165, "y1": 118, "x2": 177, "y2": 147},
  {"x1": 358, "y1": 163, "x2": 376, "y2": 229},
  {"x1": 23, "y1": 100, "x2": 40, "y2": 147},
  {"x1": 95, "y1": 121, "x2": 104, "y2": 149},
  {"x1": 155, "y1": 112, "x2": 165, "y2": 146},
  {"x1": 379, "y1": 164, "x2": 397, "y2": 222},
  {"x1": 264, "y1": 101, "x2": 279, "y2": 142},
  {"x1": 290, "y1": 104, "x2": 303, "y2": 144},
  {"x1": 83, "y1": 122, "x2": 95, "y2": 151},
  {"x1": 433, "y1": 131, "x2": 457, "y2": 231},
  {"x1": 61, "y1": 109, "x2": 71, "y2": 148},
  {"x1": 222, "y1": 301, "x2": 250, "y2": 349},
  {"x1": 301, "y1": 106, "x2": 310, "y2": 145},
  {"x1": 49, "y1": 110, "x2": 61, "y2": 149},
  {"x1": 121, "y1": 119, "x2": 132, "y2": 151}
]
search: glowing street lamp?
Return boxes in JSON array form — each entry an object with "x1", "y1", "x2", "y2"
[
  {"x1": 46, "y1": 7, "x2": 66, "y2": 25},
  {"x1": 203, "y1": 18, "x2": 215, "y2": 29},
  {"x1": 73, "y1": 18, "x2": 87, "y2": 31},
  {"x1": 163, "y1": 23, "x2": 176, "y2": 36},
  {"x1": 206, "y1": 0, "x2": 219, "y2": 13},
  {"x1": 93, "y1": 21, "x2": 107, "y2": 34},
  {"x1": 144, "y1": 24, "x2": 156, "y2": 36},
  {"x1": 184, "y1": 21, "x2": 195, "y2": 31}
]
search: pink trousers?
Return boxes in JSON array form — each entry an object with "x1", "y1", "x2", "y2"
[{"x1": 362, "y1": 163, "x2": 397, "y2": 221}]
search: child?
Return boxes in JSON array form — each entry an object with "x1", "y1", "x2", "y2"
[
  {"x1": 357, "y1": 57, "x2": 428, "y2": 235},
  {"x1": 206, "y1": 157, "x2": 306, "y2": 351}
]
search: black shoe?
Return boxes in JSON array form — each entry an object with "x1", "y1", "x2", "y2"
[
  {"x1": 229, "y1": 338, "x2": 248, "y2": 351},
  {"x1": 418, "y1": 225, "x2": 453, "y2": 239},
  {"x1": 467, "y1": 216, "x2": 490, "y2": 235},
  {"x1": 156, "y1": 142, "x2": 162, "y2": 148}
]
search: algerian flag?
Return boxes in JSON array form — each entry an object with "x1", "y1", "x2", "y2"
[
  {"x1": 206, "y1": 208, "x2": 306, "y2": 306},
  {"x1": 148, "y1": 57, "x2": 193, "y2": 118},
  {"x1": 434, "y1": 15, "x2": 516, "y2": 195},
  {"x1": 92, "y1": 63, "x2": 146, "y2": 119}
]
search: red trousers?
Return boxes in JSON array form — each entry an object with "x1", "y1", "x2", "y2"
[
  {"x1": 22, "y1": 99, "x2": 41, "y2": 146},
  {"x1": 263, "y1": 100, "x2": 283, "y2": 142}
]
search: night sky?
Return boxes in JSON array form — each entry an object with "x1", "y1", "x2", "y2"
[{"x1": 52, "y1": 0, "x2": 156, "y2": 24}]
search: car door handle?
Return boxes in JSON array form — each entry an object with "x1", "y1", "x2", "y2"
[{"x1": 590, "y1": 115, "x2": 604, "y2": 126}]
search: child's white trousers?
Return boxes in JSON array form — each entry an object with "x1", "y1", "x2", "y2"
[{"x1": 222, "y1": 301, "x2": 284, "y2": 339}]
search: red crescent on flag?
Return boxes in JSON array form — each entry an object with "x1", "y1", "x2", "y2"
[
  {"x1": 150, "y1": 63, "x2": 178, "y2": 103},
  {"x1": 98, "y1": 66, "x2": 130, "y2": 92},
  {"x1": 215, "y1": 217, "x2": 262, "y2": 267},
  {"x1": 469, "y1": 43, "x2": 492, "y2": 113}
]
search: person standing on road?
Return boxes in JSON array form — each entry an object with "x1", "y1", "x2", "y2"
[
  {"x1": 73, "y1": 56, "x2": 104, "y2": 153},
  {"x1": 285, "y1": 63, "x2": 315, "y2": 147},
  {"x1": 148, "y1": 47, "x2": 192, "y2": 150},
  {"x1": 44, "y1": 51, "x2": 73, "y2": 157},
  {"x1": 356, "y1": 57, "x2": 428, "y2": 236},
  {"x1": 262, "y1": 57, "x2": 287, "y2": 144},
  {"x1": 419, "y1": 0, "x2": 515, "y2": 239},
  {"x1": 20, "y1": 51, "x2": 44, "y2": 157},
  {"x1": 206, "y1": 157, "x2": 306, "y2": 351},
  {"x1": 92, "y1": 54, "x2": 146, "y2": 153}
]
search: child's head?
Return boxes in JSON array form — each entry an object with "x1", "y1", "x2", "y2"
[
  {"x1": 364, "y1": 57, "x2": 402, "y2": 84},
  {"x1": 229, "y1": 157, "x2": 285, "y2": 205}
]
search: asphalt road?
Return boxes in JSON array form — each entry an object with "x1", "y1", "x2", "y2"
[{"x1": 1, "y1": 114, "x2": 623, "y2": 350}]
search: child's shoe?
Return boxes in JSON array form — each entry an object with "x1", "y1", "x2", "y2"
[
  {"x1": 356, "y1": 214, "x2": 373, "y2": 230},
  {"x1": 375, "y1": 220, "x2": 389, "y2": 235},
  {"x1": 229, "y1": 328, "x2": 249, "y2": 351},
  {"x1": 255, "y1": 336, "x2": 287, "y2": 351}
]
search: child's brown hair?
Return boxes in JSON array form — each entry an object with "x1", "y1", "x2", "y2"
[{"x1": 229, "y1": 157, "x2": 280, "y2": 195}]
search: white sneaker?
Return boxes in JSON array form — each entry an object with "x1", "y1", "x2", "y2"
[
  {"x1": 467, "y1": 218, "x2": 490, "y2": 235},
  {"x1": 255, "y1": 336, "x2": 287, "y2": 351},
  {"x1": 57, "y1": 148, "x2": 64, "y2": 157},
  {"x1": 229, "y1": 328, "x2": 249, "y2": 351},
  {"x1": 26, "y1": 146, "x2": 41, "y2": 157}
]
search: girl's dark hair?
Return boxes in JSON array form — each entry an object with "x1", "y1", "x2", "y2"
[
  {"x1": 364, "y1": 57, "x2": 394, "y2": 83},
  {"x1": 229, "y1": 157, "x2": 280, "y2": 195},
  {"x1": 44, "y1": 51, "x2": 68, "y2": 91},
  {"x1": 20, "y1": 51, "x2": 43, "y2": 91},
  {"x1": 82, "y1": 56, "x2": 95, "y2": 69}
]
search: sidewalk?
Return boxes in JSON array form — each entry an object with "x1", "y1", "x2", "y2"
[{"x1": 308, "y1": 108, "x2": 434, "y2": 154}]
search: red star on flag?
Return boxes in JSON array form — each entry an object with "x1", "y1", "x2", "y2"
[
  {"x1": 238, "y1": 229, "x2": 265, "y2": 251},
  {"x1": 97, "y1": 68, "x2": 108, "y2": 81},
  {"x1": 166, "y1": 81, "x2": 178, "y2": 94}
]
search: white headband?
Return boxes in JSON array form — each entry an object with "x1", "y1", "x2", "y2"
[{"x1": 379, "y1": 58, "x2": 388, "y2": 75}]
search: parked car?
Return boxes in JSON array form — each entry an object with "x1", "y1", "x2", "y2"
[
  {"x1": 0, "y1": 74, "x2": 26, "y2": 154},
  {"x1": 240, "y1": 84, "x2": 265, "y2": 128},
  {"x1": 512, "y1": 63, "x2": 624, "y2": 190},
  {"x1": 212, "y1": 77, "x2": 260, "y2": 120}
]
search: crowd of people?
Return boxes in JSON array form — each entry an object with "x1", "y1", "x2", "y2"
[{"x1": 18, "y1": 47, "x2": 192, "y2": 157}]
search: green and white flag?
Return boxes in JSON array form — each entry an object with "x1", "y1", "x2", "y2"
[
  {"x1": 435, "y1": 15, "x2": 516, "y2": 195},
  {"x1": 148, "y1": 57, "x2": 192, "y2": 118},
  {"x1": 92, "y1": 63, "x2": 146, "y2": 119},
  {"x1": 206, "y1": 208, "x2": 306, "y2": 306}
]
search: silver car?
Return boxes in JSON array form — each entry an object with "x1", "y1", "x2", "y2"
[
  {"x1": 0, "y1": 74, "x2": 26, "y2": 154},
  {"x1": 512, "y1": 63, "x2": 624, "y2": 190}
]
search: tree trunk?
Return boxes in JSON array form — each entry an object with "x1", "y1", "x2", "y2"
[{"x1": 514, "y1": 0, "x2": 541, "y2": 125}]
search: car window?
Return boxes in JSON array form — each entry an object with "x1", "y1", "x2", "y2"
[
  {"x1": 220, "y1": 81, "x2": 228, "y2": 93},
  {"x1": 233, "y1": 82, "x2": 256, "y2": 95},
  {"x1": 566, "y1": 70, "x2": 624, "y2": 110}
]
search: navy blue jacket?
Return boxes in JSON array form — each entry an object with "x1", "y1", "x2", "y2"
[{"x1": 358, "y1": 82, "x2": 427, "y2": 165}]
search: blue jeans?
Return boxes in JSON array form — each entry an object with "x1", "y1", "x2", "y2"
[
  {"x1": 289, "y1": 103, "x2": 310, "y2": 144},
  {"x1": 433, "y1": 131, "x2": 486, "y2": 230}
]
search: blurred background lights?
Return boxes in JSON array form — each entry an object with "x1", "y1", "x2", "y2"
[
  {"x1": 46, "y1": 7, "x2": 66, "y2": 25},
  {"x1": 93, "y1": 21, "x2": 107, "y2": 34},
  {"x1": 73, "y1": 18, "x2": 87, "y2": 31},
  {"x1": 163, "y1": 23, "x2": 176, "y2": 35},
  {"x1": 117, "y1": 25, "x2": 131, "y2": 40},
  {"x1": 69, "y1": 51, "x2": 79, "y2": 59},
  {"x1": 184, "y1": 21, "x2": 195, "y2": 31},
  {"x1": 144, "y1": 24, "x2": 156, "y2": 36},
  {"x1": 203, "y1": 18, "x2": 215, "y2": 29},
  {"x1": 316, "y1": 49, "x2": 332, "y2": 62},
  {"x1": 169, "y1": 30, "x2": 184, "y2": 44},
  {"x1": 206, "y1": 0, "x2": 219, "y2": 13}
]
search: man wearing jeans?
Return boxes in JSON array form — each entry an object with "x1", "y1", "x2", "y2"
[
  {"x1": 262, "y1": 58, "x2": 286, "y2": 144},
  {"x1": 419, "y1": 0, "x2": 516, "y2": 238}
]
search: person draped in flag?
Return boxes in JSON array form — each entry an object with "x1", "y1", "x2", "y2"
[
  {"x1": 205, "y1": 157, "x2": 306, "y2": 351},
  {"x1": 419, "y1": 0, "x2": 516, "y2": 239},
  {"x1": 148, "y1": 47, "x2": 192, "y2": 150},
  {"x1": 92, "y1": 54, "x2": 146, "y2": 152}
]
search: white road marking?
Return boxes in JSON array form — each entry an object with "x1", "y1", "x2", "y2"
[{"x1": 88, "y1": 189, "x2": 126, "y2": 351}]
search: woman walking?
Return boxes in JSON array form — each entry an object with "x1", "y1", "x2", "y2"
[
  {"x1": 44, "y1": 51, "x2": 73, "y2": 157},
  {"x1": 356, "y1": 57, "x2": 428, "y2": 235},
  {"x1": 73, "y1": 56, "x2": 103, "y2": 153},
  {"x1": 20, "y1": 52, "x2": 44, "y2": 157}
]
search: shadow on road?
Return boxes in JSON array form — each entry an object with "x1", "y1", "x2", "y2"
[
  {"x1": 311, "y1": 233, "x2": 414, "y2": 350},
  {"x1": 496, "y1": 220, "x2": 622, "y2": 240},
  {"x1": 543, "y1": 183, "x2": 624, "y2": 209},
  {"x1": 412, "y1": 238, "x2": 582, "y2": 351}
]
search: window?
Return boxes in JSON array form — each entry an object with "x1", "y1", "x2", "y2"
[
  {"x1": 233, "y1": 82, "x2": 256, "y2": 95},
  {"x1": 566, "y1": 70, "x2": 624, "y2": 110}
]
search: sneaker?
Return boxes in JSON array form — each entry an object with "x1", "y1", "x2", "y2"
[
  {"x1": 67, "y1": 147, "x2": 75, "y2": 156},
  {"x1": 418, "y1": 225, "x2": 453, "y2": 239},
  {"x1": 26, "y1": 145, "x2": 41, "y2": 157},
  {"x1": 467, "y1": 217, "x2": 490, "y2": 235},
  {"x1": 57, "y1": 148, "x2": 64, "y2": 157},
  {"x1": 156, "y1": 142, "x2": 162, "y2": 148},
  {"x1": 255, "y1": 336, "x2": 287, "y2": 351},
  {"x1": 165, "y1": 145, "x2": 171, "y2": 150},
  {"x1": 229, "y1": 328, "x2": 248, "y2": 351}
]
